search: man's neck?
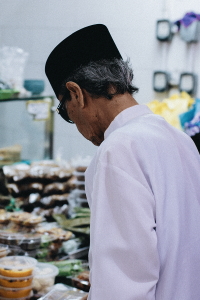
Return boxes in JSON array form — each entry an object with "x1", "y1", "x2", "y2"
[{"x1": 96, "y1": 93, "x2": 139, "y2": 133}]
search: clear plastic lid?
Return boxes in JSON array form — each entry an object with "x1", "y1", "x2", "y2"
[
  {"x1": 41, "y1": 288, "x2": 87, "y2": 300},
  {"x1": 74, "y1": 181, "x2": 85, "y2": 185},
  {"x1": 0, "y1": 256, "x2": 37, "y2": 270},
  {"x1": 0, "y1": 293, "x2": 32, "y2": 300},
  {"x1": 33, "y1": 263, "x2": 59, "y2": 278},
  {"x1": 0, "y1": 285, "x2": 32, "y2": 291},
  {"x1": 76, "y1": 198, "x2": 88, "y2": 203},
  {"x1": 0, "y1": 231, "x2": 41, "y2": 243},
  {"x1": 73, "y1": 171, "x2": 86, "y2": 176},
  {"x1": 0, "y1": 245, "x2": 8, "y2": 252},
  {"x1": 73, "y1": 189, "x2": 86, "y2": 195},
  {"x1": 0, "y1": 297, "x2": 30, "y2": 300},
  {"x1": 0, "y1": 274, "x2": 33, "y2": 280}
]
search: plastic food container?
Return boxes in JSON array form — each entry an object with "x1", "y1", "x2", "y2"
[
  {"x1": 76, "y1": 198, "x2": 89, "y2": 208},
  {"x1": 73, "y1": 171, "x2": 85, "y2": 182},
  {"x1": 6, "y1": 246, "x2": 25, "y2": 257},
  {"x1": 71, "y1": 277, "x2": 90, "y2": 292},
  {"x1": 0, "y1": 275, "x2": 33, "y2": 288},
  {"x1": 0, "y1": 256, "x2": 37, "y2": 278},
  {"x1": 71, "y1": 270, "x2": 90, "y2": 292},
  {"x1": 0, "y1": 295, "x2": 31, "y2": 300},
  {"x1": 73, "y1": 189, "x2": 87, "y2": 199},
  {"x1": 40, "y1": 288, "x2": 87, "y2": 300},
  {"x1": 0, "y1": 285, "x2": 32, "y2": 298},
  {"x1": 0, "y1": 245, "x2": 9, "y2": 259},
  {"x1": 0, "y1": 232, "x2": 41, "y2": 250},
  {"x1": 0, "y1": 233, "x2": 24, "y2": 246},
  {"x1": 74, "y1": 181, "x2": 85, "y2": 191},
  {"x1": 20, "y1": 235, "x2": 41, "y2": 251},
  {"x1": 0, "y1": 245, "x2": 8, "y2": 253},
  {"x1": 32, "y1": 263, "x2": 58, "y2": 295}
]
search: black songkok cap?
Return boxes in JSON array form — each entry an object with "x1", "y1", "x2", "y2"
[{"x1": 45, "y1": 24, "x2": 122, "y2": 98}]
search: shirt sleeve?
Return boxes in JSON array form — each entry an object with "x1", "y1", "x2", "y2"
[{"x1": 86, "y1": 160, "x2": 160, "y2": 300}]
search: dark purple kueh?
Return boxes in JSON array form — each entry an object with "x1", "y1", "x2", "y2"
[{"x1": 45, "y1": 24, "x2": 122, "y2": 99}]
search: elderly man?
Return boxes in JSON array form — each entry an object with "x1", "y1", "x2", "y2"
[{"x1": 45, "y1": 24, "x2": 200, "y2": 300}]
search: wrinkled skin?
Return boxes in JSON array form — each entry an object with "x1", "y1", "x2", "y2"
[{"x1": 59, "y1": 81, "x2": 138, "y2": 146}]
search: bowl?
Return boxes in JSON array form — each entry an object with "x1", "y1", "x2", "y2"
[{"x1": 23, "y1": 80, "x2": 45, "y2": 95}]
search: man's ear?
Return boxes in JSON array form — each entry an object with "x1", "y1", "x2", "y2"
[{"x1": 66, "y1": 82, "x2": 85, "y2": 108}]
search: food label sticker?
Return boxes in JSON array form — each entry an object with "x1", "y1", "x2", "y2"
[{"x1": 26, "y1": 99, "x2": 50, "y2": 120}]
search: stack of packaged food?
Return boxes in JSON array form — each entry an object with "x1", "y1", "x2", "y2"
[
  {"x1": 0, "y1": 210, "x2": 73, "y2": 260},
  {"x1": 0, "y1": 256, "x2": 37, "y2": 300},
  {"x1": 2, "y1": 161, "x2": 76, "y2": 220},
  {"x1": 73, "y1": 166, "x2": 88, "y2": 209}
]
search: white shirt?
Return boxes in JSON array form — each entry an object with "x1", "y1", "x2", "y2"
[{"x1": 85, "y1": 104, "x2": 200, "y2": 300}]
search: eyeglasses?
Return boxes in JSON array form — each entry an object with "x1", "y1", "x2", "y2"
[{"x1": 56, "y1": 93, "x2": 74, "y2": 124}]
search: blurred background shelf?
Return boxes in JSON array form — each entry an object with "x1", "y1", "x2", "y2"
[{"x1": 0, "y1": 95, "x2": 55, "y2": 164}]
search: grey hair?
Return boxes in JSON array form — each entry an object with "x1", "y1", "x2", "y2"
[{"x1": 60, "y1": 58, "x2": 139, "y2": 100}]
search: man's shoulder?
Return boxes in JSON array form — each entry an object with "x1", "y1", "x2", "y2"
[{"x1": 104, "y1": 113, "x2": 166, "y2": 145}]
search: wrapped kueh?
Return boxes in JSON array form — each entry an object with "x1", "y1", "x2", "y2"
[
  {"x1": 0, "y1": 256, "x2": 37, "y2": 278},
  {"x1": 43, "y1": 176, "x2": 76, "y2": 196},
  {"x1": 40, "y1": 193, "x2": 69, "y2": 208},
  {"x1": 75, "y1": 166, "x2": 87, "y2": 173},
  {"x1": 7, "y1": 183, "x2": 44, "y2": 197},
  {"x1": 8, "y1": 212, "x2": 42, "y2": 227},
  {"x1": 3, "y1": 162, "x2": 73, "y2": 184}
]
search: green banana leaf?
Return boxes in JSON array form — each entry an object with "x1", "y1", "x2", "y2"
[{"x1": 53, "y1": 214, "x2": 90, "y2": 235}]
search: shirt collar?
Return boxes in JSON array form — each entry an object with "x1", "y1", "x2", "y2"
[{"x1": 104, "y1": 104, "x2": 153, "y2": 139}]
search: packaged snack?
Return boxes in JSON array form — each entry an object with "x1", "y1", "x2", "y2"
[
  {"x1": 70, "y1": 270, "x2": 90, "y2": 292},
  {"x1": 0, "y1": 213, "x2": 11, "y2": 225},
  {"x1": 9, "y1": 212, "x2": 42, "y2": 227},
  {"x1": 76, "y1": 167, "x2": 87, "y2": 173},
  {"x1": 40, "y1": 194, "x2": 69, "y2": 208},
  {"x1": 0, "y1": 256, "x2": 37, "y2": 277},
  {"x1": 43, "y1": 177, "x2": 76, "y2": 196},
  {"x1": 7, "y1": 183, "x2": 44, "y2": 197},
  {"x1": 73, "y1": 171, "x2": 85, "y2": 182},
  {"x1": 74, "y1": 181, "x2": 85, "y2": 191},
  {"x1": 0, "y1": 232, "x2": 41, "y2": 251}
]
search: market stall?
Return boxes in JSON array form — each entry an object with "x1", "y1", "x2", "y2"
[{"x1": 0, "y1": 158, "x2": 91, "y2": 300}]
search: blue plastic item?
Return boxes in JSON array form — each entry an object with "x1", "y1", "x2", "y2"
[{"x1": 24, "y1": 80, "x2": 45, "y2": 95}]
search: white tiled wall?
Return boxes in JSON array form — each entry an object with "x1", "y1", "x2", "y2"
[{"x1": 0, "y1": 0, "x2": 200, "y2": 161}]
